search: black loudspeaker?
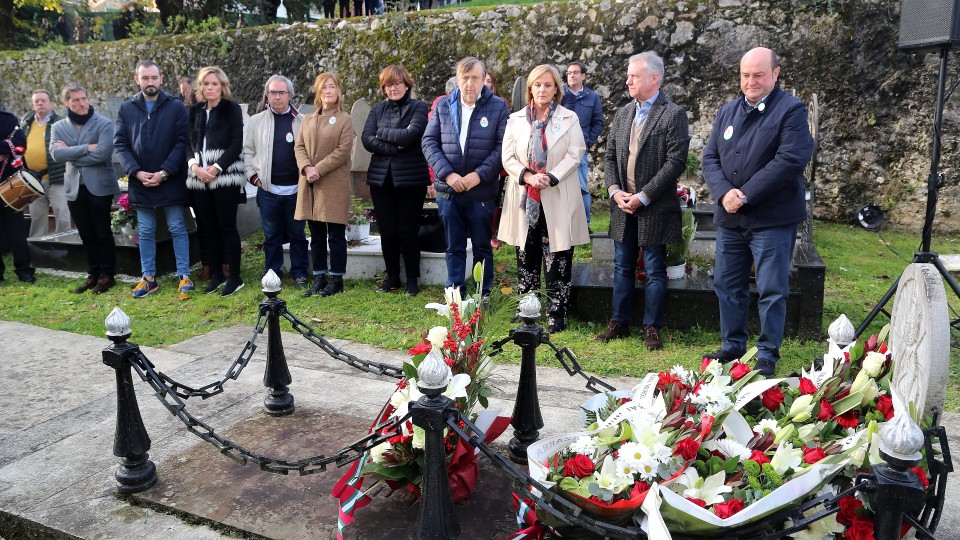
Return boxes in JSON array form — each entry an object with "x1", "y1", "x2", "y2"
[{"x1": 899, "y1": 0, "x2": 960, "y2": 52}]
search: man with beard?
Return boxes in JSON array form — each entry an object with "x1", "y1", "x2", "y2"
[{"x1": 115, "y1": 60, "x2": 193, "y2": 298}]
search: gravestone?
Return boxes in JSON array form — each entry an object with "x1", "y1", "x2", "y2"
[
  {"x1": 511, "y1": 76, "x2": 525, "y2": 113},
  {"x1": 889, "y1": 263, "x2": 950, "y2": 418},
  {"x1": 350, "y1": 98, "x2": 372, "y2": 199}
]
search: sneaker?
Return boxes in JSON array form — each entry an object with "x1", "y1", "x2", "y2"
[
  {"x1": 91, "y1": 275, "x2": 116, "y2": 295},
  {"x1": 132, "y1": 278, "x2": 159, "y2": 298},
  {"x1": 221, "y1": 277, "x2": 244, "y2": 297},
  {"x1": 376, "y1": 276, "x2": 401, "y2": 293},
  {"x1": 595, "y1": 320, "x2": 630, "y2": 343},
  {"x1": 755, "y1": 358, "x2": 777, "y2": 378},
  {"x1": 73, "y1": 275, "x2": 98, "y2": 294},
  {"x1": 294, "y1": 276, "x2": 309, "y2": 290},
  {"x1": 702, "y1": 349, "x2": 744, "y2": 363},
  {"x1": 643, "y1": 326, "x2": 663, "y2": 351},
  {"x1": 304, "y1": 275, "x2": 327, "y2": 297},
  {"x1": 204, "y1": 275, "x2": 226, "y2": 294},
  {"x1": 178, "y1": 276, "x2": 195, "y2": 293}
]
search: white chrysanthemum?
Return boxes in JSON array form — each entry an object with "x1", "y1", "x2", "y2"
[
  {"x1": 670, "y1": 365, "x2": 693, "y2": 385},
  {"x1": 618, "y1": 441, "x2": 646, "y2": 463},
  {"x1": 634, "y1": 453, "x2": 660, "y2": 481},
  {"x1": 753, "y1": 418, "x2": 779, "y2": 435},
  {"x1": 569, "y1": 435, "x2": 598, "y2": 456},
  {"x1": 703, "y1": 439, "x2": 752, "y2": 461},
  {"x1": 702, "y1": 396, "x2": 734, "y2": 417},
  {"x1": 650, "y1": 443, "x2": 673, "y2": 463}
]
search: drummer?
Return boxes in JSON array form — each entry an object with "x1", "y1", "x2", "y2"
[{"x1": 0, "y1": 104, "x2": 36, "y2": 283}]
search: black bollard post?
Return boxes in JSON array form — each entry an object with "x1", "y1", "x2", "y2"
[
  {"x1": 102, "y1": 307, "x2": 157, "y2": 494},
  {"x1": 411, "y1": 349, "x2": 460, "y2": 539},
  {"x1": 508, "y1": 294, "x2": 545, "y2": 464},
  {"x1": 261, "y1": 270, "x2": 294, "y2": 416},
  {"x1": 870, "y1": 411, "x2": 926, "y2": 540}
]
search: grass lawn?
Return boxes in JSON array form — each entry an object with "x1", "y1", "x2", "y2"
[{"x1": 3, "y1": 204, "x2": 959, "y2": 410}]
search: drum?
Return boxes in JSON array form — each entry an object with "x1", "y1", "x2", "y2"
[{"x1": 0, "y1": 169, "x2": 45, "y2": 212}]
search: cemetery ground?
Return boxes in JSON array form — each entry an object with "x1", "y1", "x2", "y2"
[{"x1": 1, "y1": 208, "x2": 958, "y2": 410}]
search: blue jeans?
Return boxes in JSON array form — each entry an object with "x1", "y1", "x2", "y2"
[
  {"x1": 436, "y1": 195, "x2": 494, "y2": 294},
  {"x1": 578, "y1": 153, "x2": 591, "y2": 226},
  {"x1": 612, "y1": 215, "x2": 666, "y2": 328},
  {"x1": 714, "y1": 224, "x2": 797, "y2": 363},
  {"x1": 258, "y1": 189, "x2": 308, "y2": 280},
  {"x1": 136, "y1": 205, "x2": 190, "y2": 277}
]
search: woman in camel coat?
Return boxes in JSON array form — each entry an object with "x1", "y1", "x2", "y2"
[{"x1": 295, "y1": 72, "x2": 354, "y2": 297}]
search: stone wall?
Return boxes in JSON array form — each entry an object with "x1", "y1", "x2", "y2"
[{"x1": 2, "y1": 0, "x2": 958, "y2": 231}]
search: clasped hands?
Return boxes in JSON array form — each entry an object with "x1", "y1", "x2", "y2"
[
  {"x1": 304, "y1": 165, "x2": 320, "y2": 183},
  {"x1": 191, "y1": 164, "x2": 220, "y2": 183},
  {"x1": 614, "y1": 190, "x2": 642, "y2": 214},
  {"x1": 136, "y1": 170, "x2": 164, "y2": 188},
  {"x1": 722, "y1": 188, "x2": 747, "y2": 214},
  {"x1": 446, "y1": 172, "x2": 481, "y2": 193},
  {"x1": 522, "y1": 171, "x2": 551, "y2": 191}
]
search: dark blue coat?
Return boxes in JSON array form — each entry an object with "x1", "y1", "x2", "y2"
[
  {"x1": 561, "y1": 84, "x2": 604, "y2": 147},
  {"x1": 702, "y1": 85, "x2": 814, "y2": 230},
  {"x1": 421, "y1": 86, "x2": 509, "y2": 202},
  {"x1": 114, "y1": 90, "x2": 190, "y2": 208}
]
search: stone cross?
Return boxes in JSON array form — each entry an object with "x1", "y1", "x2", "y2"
[{"x1": 889, "y1": 263, "x2": 949, "y2": 418}]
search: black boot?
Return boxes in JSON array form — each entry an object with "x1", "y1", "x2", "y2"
[
  {"x1": 405, "y1": 278, "x2": 419, "y2": 296},
  {"x1": 319, "y1": 275, "x2": 344, "y2": 297},
  {"x1": 304, "y1": 274, "x2": 327, "y2": 297}
]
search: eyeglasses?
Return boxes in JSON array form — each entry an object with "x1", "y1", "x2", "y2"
[
  {"x1": 267, "y1": 90, "x2": 289, "y2": 96},
  {"x1": 384, "y1": 82, "x2": 406, "y2": 89},
  {"x1": 566, "y1": 70, "x2": 582, "y2": 75}
]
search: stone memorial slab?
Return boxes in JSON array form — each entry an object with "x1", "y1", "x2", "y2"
[
  {"x1": 350, "y1": 98, "x2": 372, "y2": 173},
  {"x1": 889, "y1": 263, "x2": 950, "y2": 418},
  {"x1": 510, "y1": 76, "x2": 525, "y2": 113}
]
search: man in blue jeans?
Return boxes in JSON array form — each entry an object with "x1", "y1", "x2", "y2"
[
  {"x1": 422, "y1": 57, "x2": 509, "y2": 296},
  {"x1": 561, "y1": 61, "x2": 604, "y2": 229},
  {"x1": 702, "y1": 47, "x2": 814, "y2": 377},
  {"x1": 243, "y1": 75, "x2": 308, "y2": 290},
  {"x1": 114, "y1": 60, "x2": 193, "y2": 298},
  {"x1": 596, "y1": 52, "x2": 689, "y2": 351}
]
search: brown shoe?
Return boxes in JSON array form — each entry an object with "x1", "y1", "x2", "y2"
[
  {"x1": 643, "y1": 326, "x2": 663, "y2": 351},
  {"x1": 73, "y1": 275, "x2": 98, "y2": 294},
  {"x1": 91, "y1": 275, "x2": 116, "y2": 295},
  {"x1": 595, "y1": 320, "x2": 630, "y2": 343}
]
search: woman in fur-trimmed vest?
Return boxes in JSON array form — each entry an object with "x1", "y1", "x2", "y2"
[{"x1": 188, "y1": 66, "x2": 246, "y2": 296}]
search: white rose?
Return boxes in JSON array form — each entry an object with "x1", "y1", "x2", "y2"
[
  {"x1": 426, "y1": 326, "x2": 448, "y2": 350},
  {"x1": 862, "y1": 351, "x2": 885, "y2": 378}
]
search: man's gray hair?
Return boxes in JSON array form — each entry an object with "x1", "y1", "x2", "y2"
[
  {"x1": 61, "y1": 82, "x2": 87, "y2": 101},
  {"x1": 444, "y1": 76, "x2": 457, "y2": 94},
  {"x1": 455, "y1": 57, "x2": 486, "y2": 79},
  {"x1": 264, "y1": 74, "x2": 295, "y2": 97},
  {"x1": 628, "y1": 52, "x2": 665, "y2": 85},
  {"x1": 32, "y1": 89, "x2": 53, "y2": 100}
]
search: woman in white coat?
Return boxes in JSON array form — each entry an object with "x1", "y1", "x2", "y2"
[{"x1": 498, "y1": 64, "x2": 590, "y2": 332}]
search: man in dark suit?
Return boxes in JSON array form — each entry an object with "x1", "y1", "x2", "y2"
[
  {"x1": 702, "y1": 47, "x2": 814, "y2": 377},
  {"x1": 596, "y1": 52, "x2": 690, "y2": 350}
]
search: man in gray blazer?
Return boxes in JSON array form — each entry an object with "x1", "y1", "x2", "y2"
[
  {"x1": 596, "y1": 52, "x2": 690, "y2": 350},
  {"x1": 51, "y1": 83, "x2": 120, "y2": 294}
]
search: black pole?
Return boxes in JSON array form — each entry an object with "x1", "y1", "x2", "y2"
[
  {"x1": 872, "y1": 455, "x2": 925, "y2": 540},
  {"x1": 102, "y1": 308, "x2": 157, "y2": 494},
  {"x1": 921, "y1": 47, "x2": 949, "y2": 253},
  {"x1": 261, "y1": 280, "x2": 294, "y2": 416},
  {"x1": 508, "y1": 299, "x2": 545, "y2": 464}
]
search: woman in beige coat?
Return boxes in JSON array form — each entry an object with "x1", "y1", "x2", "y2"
[
  {"x1": 295, "y1": 72, "x2": 354, "y2": 297},
  {"x1": 498, "y1": 64, "x2": 589, "y2": 332}
]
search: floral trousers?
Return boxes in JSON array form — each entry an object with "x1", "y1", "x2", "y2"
[{"x1": 516, "y1": 214, "x2": 574, "y2": 328}]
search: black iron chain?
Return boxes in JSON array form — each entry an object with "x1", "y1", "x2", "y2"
[
  {"x1": 281, "y1": 309, "x2": 404, "y2": 379},
  {"x1": 129, "y1": 350, "x2": 411, "y2": 475},
  {"x1": 486, "y1": 330, "x2": 616, "y2": 395}
]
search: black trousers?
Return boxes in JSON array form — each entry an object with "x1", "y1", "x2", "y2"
[
  {"x1": 353, "y1": 0, "x2": 363, "y2": 16},
  {"x1": 308, "y1": 221, "x2": 347, "y2": 275},
  {"x1": 68, "y1": 185, "x2": 115, "y2": 277},
  {"x1": 370, "y1": 178, "x2": 426, "y2": 281},
  {"x1": 339, "y1": 0, "x2": 350, "y2": 16},
  {"x1": 516, "y1": 213, "x2": 574, "y2": 326},
  {"x1": 0, "y1": 203, "x2": 33, "y2": 278},
  {"x1": 191, "y1": 187, "x2": 241, "y2": 278}
]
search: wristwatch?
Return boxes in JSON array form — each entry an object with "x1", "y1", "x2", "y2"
[{"x1": 158, "y1": 170, "x2": 168, "y2": 182}]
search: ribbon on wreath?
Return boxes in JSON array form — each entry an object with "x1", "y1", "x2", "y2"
[{"x1": 509, "y1": 493, "x2": 548, "y2": 539}]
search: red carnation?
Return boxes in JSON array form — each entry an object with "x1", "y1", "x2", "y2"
[
  {"x1": 876, "y1": 394, "x2": 895, "y2": 420},
  {"x1": 836, "y1": 410, "x2": 860, "y2": 429},
  {"x1": 843, "y1": 515, "x2": 876, "y2": 540},
  {"x1": 836, "y1": 495, "x2": 864, "y2": 526},
  {"x1": 674, "y1": 437, "x2": 700, "y2": 461},
  {"x1": 407, "y1": 342, "x2": 432, "y2": 356},
  {"x1": 761, "y1": 387, "x2": 785, "y2": 412},
  {"x1": 798, "y1": 377, "x2": 818, "y2": 395},
  {"x1": 685, "y1": 497, "x2": 707, "y2": 508},
  {"x1": 729, "y1": 362, "x2": 751, "y2": 381},
  {"x1": 657, "y1": 371, "x2": 682, "y2": 392},
  {"x1": 818, "y1": 399, "x2": 836, "y2": 422},
  {"x1": 713, "y1": 498, "x2": 745, "y2": 519},
  {"x1": 748, "y1": 450, "x2": 771, "y2": 465},
  {"x1": 802, "y1": 445, "x2": 826, "y2": 464},
  {"x1": 562, "y1": 454, "x2": 596, "y2": 479},
  {"x1": 701, "y1": 356, "x2": 712, "y2": 372},
  {"x1": 910, "y1": 466, "x2": 930, "y2": 489}
]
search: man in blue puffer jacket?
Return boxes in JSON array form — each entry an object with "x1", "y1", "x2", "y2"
[{"x1": 422, "y1": 57, "x2": 509, "y2": 296}]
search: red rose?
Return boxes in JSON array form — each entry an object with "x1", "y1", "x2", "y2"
[
  {"x1": 843, "y1": 515, "x2": 876, "y2": 540},
  {"x1": 748, "y1": 450, "x2": 771, "y2": 465},
  {"x1": 877, "y1": 394, "x2": 895, "y2": 420},
  {"x1": 685, "y1": 497, "x2": 707, "y2": 508},
  {"x1": 562, "y1": 454, "x2": 596, "y2": 479},
  {"x1": 836, "y1": 410, "x2": 860, "y2": 429},
  {"x1": 802, "y1": 445, "x2": 826, "y2": 464},
  {"x1": 761, "y1": 387, "x2": 786, "y2": 412},
  {"x1": 729, "y1": 362, "x2": 751, "y2": 381},
  {"x1": 674, "y1": 437, "x2": 700, "y2": 461},
  {"x1": 818, "y1": 399, "x2": 836, "y2": 422},
  {"x1": 836, "y1": 495, "x2": 864, "y2": 526},
  {"x1": 910, "y1": 466, "x2": 930, "y2": 489},
  {"x1": 799, "y1": 377, "x2": 818, "y2": 395},
  {"x1": 712, "y1": 498, "x2": 745, "y2": 519}
]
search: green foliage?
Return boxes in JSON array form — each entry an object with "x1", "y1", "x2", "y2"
[
  {"x1": 685, "y1": 151, "x2": 700, "y2": 177},
  {"x1": 666, "y1": 208, "x2": 697, "y2": 266}
]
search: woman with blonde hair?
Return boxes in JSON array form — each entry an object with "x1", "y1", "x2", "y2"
[
  {"x1": 295, "y1": 73, "x2": 354, "y2": 297},
  {"x1": 187, "y1": 66, "x2": 246, "y2": 296},
  {"x1": 498, "y1": 64, "x2": 589, "y2": 332}
]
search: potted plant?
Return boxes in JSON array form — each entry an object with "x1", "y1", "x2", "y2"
[
  {"x1": 111, "y1": 193, "x2": 138, "y2": 241},
  {"x1": 665, "y1": 203, "x2": 696, "y2": 279},
  {"x1": 346, "y1": 196, "x2": 374, "y2": 242}
]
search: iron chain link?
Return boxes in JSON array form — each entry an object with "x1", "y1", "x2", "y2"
[
  {"x1": 486, "y1": 330, "x2": 616, "y2": 395},
  {"x1": 281, "y1": 310, "x2": 404, "y2": 379}
]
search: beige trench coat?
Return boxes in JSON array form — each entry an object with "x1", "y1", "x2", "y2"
[
  {"x1": 498, "y1": 105, "x2": 589, "y2": 252},
  {"x1": 294, "y1": 109, "x2": 354, "y2": 224}
]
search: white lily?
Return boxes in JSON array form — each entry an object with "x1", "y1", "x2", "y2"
[
  {"x1": 445, "y1": 373, "x2": 471, "y2": 399},
  {"x1": 424, "y1": 302, "x2": 451, "y2": 318},
  {"x1": 797, "y1": 423, "x2": 823, "y2": 444},
  {"x1": 790, "y1": 507, "x2": 844, "y2": 540},
  {"x1": 851, "y1": 370, "x2": 879, "y2": 406},
  {"x1": 412, "y1": 425, "x2": 427, "y2": 449},
  {"x1": 593, "y1": 455, "x2": 633, "y2": 495},
  {"x1": 370, "y1": 441, "x2": 391, "y2": 464},
  {"x1": 771, "y1": 442, "x2": 803, "y2": 475},
  {"x1": 753, "y1": 418, "x2": 779, "y2": 435},
  {"x1": 633, "y1": 421, "x2": 671, "y2": 450},
  {"x1": 389, "y1": 381, "x2": 422, "y2": 424},
  {"x1": 674, "y1": 468, "x2": 731, "y2": 505},
  {"x1": 426, "y1": 326, "x2": 448, "y2": 350},
  {"x1": 861, "y1": 351, "x2": 886, "y2": 378},
  {"x1": 788, "y1": 394, "x2": 815, "y2": 423},
  {"x1": 475, "y1": 355, "x2": 496, "y2": 379}
]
